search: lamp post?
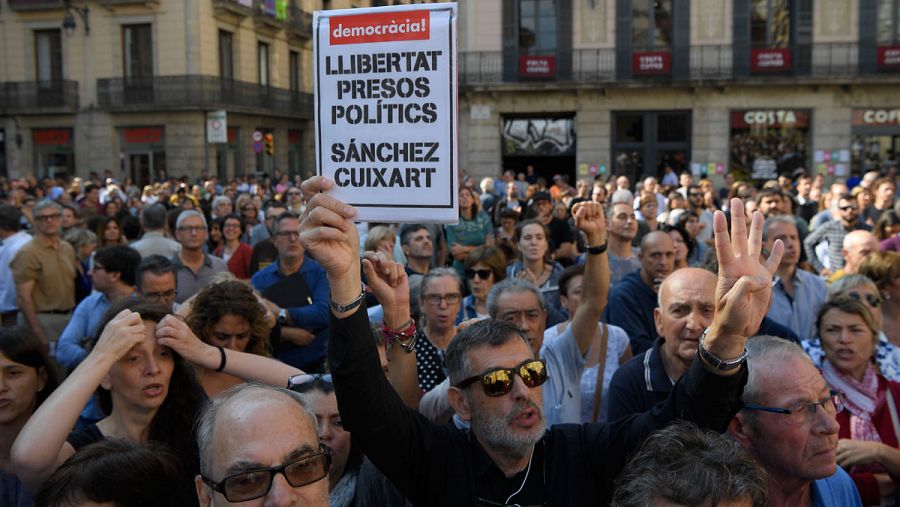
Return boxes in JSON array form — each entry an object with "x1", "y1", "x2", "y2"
[{"x1": 62, "y1": 0, "x2": 90, "y2": 36}]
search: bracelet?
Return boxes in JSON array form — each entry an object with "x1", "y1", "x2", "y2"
[
  {"x1": 585, "y1": 242, "x2": 608, "y2": 255},
  {"x1": 214, "y1": 346, "x2": 227, "y2": 372},
  {"x1": 329, "y1": 290, "x2": 365, "y2": 313},
  {"x1": 384, "y1": 319, "x2": 417, "y2": 361},
  {"x1": 698, "y1": 328, "x2": 747, "y2": 371}
]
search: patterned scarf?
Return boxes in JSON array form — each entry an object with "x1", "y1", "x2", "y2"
[{"x1": 822, "y1": 360, "x2": 886, "y2": 474}]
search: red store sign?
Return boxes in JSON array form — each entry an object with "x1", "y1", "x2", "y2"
[
  {"x1": 751, "y1": 48, "x2": 792, "y2": 73},
  {"x1": 124, "y1": 127, "x2": 164, "y2": 144},
  {"x1": 518, "y1": 55, "x2": 556, "y2": 78},
  {"x1": 632, "y1": 51, "x2": 671, "y2": 75},
  {"x1": 32, "y1": 129, "x2": 71, "y2": 146},
  {"x1": 852, "y1": 109, "x2": 900, "y2": 126},
  {"x1": 878, "y1": 46, "x2": 900, "y2": 70},
  {"x1": 731, "y1": 110, "x2": 810, "y2": 129}
]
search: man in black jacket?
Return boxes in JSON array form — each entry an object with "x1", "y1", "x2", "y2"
[{"x1": 299, "y1": 176, "x2": 783, "y2": 506}]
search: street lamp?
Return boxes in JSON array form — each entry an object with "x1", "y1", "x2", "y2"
[{"x1": 62, "y1": 0, "x2": 90, "y2": 36}]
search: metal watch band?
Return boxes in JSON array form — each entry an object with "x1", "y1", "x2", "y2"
[
  {"x1": 698, "y1": 327, "x2": 748, "y2": 371},
  {"x1": 329, "y1": 290, "x2": 365, "y2": 313}
]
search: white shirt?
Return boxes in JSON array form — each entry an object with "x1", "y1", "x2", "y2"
[{"x1": 0, "y1": 231, "x2": 34, "y2": 311}]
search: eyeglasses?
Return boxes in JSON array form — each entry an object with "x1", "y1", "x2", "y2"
[
  {"x1": 689, "y1": 192, "x2": 704, "y2": 197},
  {"x1": 839, "y1": 205, "x2": 858, "y2": 211},
  {"x1": 201, "y1": 450, "x2": 331, "y2": 503},
  {"x1": 223, "y1": 223, "x2": 241, "y2": 229},
  {"x1": 455, "y1": 359, "x2": 548, "y2": 397},
  {"x1": 274, "y1": 231, "x2": 300, "y2": 240},
  {"x1": 142, "y1": 289, "x2": 177, "y2": 302},
  {"x1": 465, "y1": 269, "x2": 492, "y2": 280},
  {"x1": 242, "y1": 206, "x2": 257, "y2": 212},
  {"x1": 742, "y1": 390, "x2": 844, "y2": 425},
  {"x1": 848, "y1": 291, "x2": 882, "y2": 308},
  {"x1": 177, "y1": 226, "x2": 205, "y2": 234},
  {"x1": 34, "y1": 213, "x2": 61, "y2": 222},
  {"x1": 287, "y1": 191, "x2": 302, "y2": 196},
  {"x1": 423, "y1": 293, "x2": 461, "y2": 306}
]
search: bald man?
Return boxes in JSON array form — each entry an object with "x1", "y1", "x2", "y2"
[
  {"x1": 603, "y1": 231, "x2": 675, "y2": 354},
  {"x1": 829, "y1": 230, "x2": 880, "y2": 284}
]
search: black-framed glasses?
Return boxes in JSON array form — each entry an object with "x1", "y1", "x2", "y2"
[
  {"x1": 742, "y1": 390, "x2": 844, "y2": 424},
  {"x1": 274, "y1": 231, "x2": 300, "y2": 240},
  {"x1": 201, "y1": 449, "x2": 331, "y2": 502},
  {"x1": 848, "y1": 291, "x2": 882, "y2": 308},
  {"x1": 839, "y1": 205, "x2": 858, "y2": 211},
  {"x1": 423, "y1": 293, "x2": 461, "y2": 306},
  {"x1": 34, "y1": 213, "x2": 62, "y2": 222},
  {"x1": 455, "y1": 359, "x2": 548, "y2": 397},
  {"x1": 465, "y1": 268, "x2": 492, "y2": 280}
]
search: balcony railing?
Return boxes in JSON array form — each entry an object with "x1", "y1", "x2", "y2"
[
  {"x1": 0, "y1": 81, "x2": 79, "y2": 115},
  {"x1": 96, "y1": 75, "x2": 312, "y2": 119},
  {"x1": 460, "y1": 43, "x2": 891, "y2": 87},
  {"x1": 213, "y1": 0, "x2": 254, "y2": 18},
  {"x1": 7, "y1": 0, "x2": 65, "y2": 11},
  {"x1": 288, "y1": 6, "x2": 313, "y2": 39}
]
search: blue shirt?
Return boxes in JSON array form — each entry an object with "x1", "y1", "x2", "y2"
[
  {"x1": 602, "y1": 270, "x2": 658, "y2": 355},
  {"x1": 767, "y1": 268, "x2": 828, "y2": 341},
  {"x1": 252, "y1": 257, "x2": 330, "y2": 370},
  {"x1": 57, "y1": 291, "x2": 112, "y2": 369},
  {"x1": 541, "y1": 325, "x2": 586, "y2": 426},
  {"x1": 812, "y1": 467, "x2": 862, "y2": 507}
]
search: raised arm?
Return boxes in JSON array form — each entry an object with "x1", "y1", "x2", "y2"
[
  {"x1": 11, "y1": 310, "x2": 146, "y2": 491},
  {"x1": 155, "y1": 315, "x2": 303, "y2": 386},
  {"x1": 569, "y1": 201, "x2": 609, "y2": 356}
]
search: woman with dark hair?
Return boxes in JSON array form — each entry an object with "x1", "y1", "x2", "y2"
[
  {"x1": 206, "y1": 216, "x2": 225, "y2": 254},
  {"x1": 456, "y1": 246, "x2": 506, "y2": 323},
  {"x1": 213, "y1": 214, "x2": 252, "y2": 280},
  {"x1": 446, "y1": 186, "x2": 494, "y2": 276},
  {"x1": 676, "y1": 210, "x2": 709, "y2": 267},
  {"x1": 11, "y1": 298, "x2": 303, "y2": 498},
  {"x1": 35, "y1": 440, "x2": 191, "y2": 507},
  {"x1": 507, "y1": 219, "x2": 567, "y2": 325},
  {"x1": 0, "y1": 328, "x2": 59, "y2": 507},
  {"x1": 662, "y1": 223, "x2": 691, "y2": 271},
  {"x1": 874, "y1": 210, "x2": 900, "y2": 249},
  {"x1": 95, "y1": 216, "x2": 126, "y2": 248}
]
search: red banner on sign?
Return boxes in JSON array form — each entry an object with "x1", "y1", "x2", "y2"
[
  {"x1": 731, "y1": 110, "x2": 809, "y2": 129},
  {"x1": 227, "y1": 127, "x2": 238, "y2": 144},
  {"x1": 32, "y1": 129, "x2": 71, "y2": 146},
  {"x1": 329, "y1": 10, "x2": 429, "y2": 45},
  {"x1": 751, "y1": 48, "x2": 792, "y2": 73},
  {"x1": 518, "y1": 55, "x2": 557, "y2": 78},
  {"x1": 878, "y1": 46, "x2": 900, "y2": 70},
  {"x1": 124, "y1": 127, "x2": 164, "y2": 144},
  {"x1": 631, "y1": 51, "x2": 671, "y2": 75}
]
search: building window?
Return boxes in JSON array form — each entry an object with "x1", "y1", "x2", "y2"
[
  {"x1": 878, "y1": 0, "x2": 900, "y2": 44},
  {"x1": 34, "y1": 29, "x2": 62, "y2": 85},
  {"x1": 258, "y1": 42, "x2": 270, "y2": 86},
  {"x1": 123, "y1": 24, "x2": 153, "y2": 81},
  {"x1": 631, "y1": 0, "x2": 673, "y2": 50},
  {"x1": 750, "y1": 0, "x2": 790, "y2": 48},
  {"x1": 289, "y1": 50, "x2": 300, "y2": 92},
  {"x1": 219, "y1": 30, "x2": 234, "y2": 80},
  {"x1": 519, "y1": 0, "x2": 557, "y2": 55}
]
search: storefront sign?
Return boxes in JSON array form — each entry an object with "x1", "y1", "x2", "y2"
[
  {"x1": 731, "y1": 110, "x2": 809, "y2": 129},
  {"x1": 852, "y1": 108, "x2": 900, "y2": 126},
  {"x1": 314, "y1": 3, "x2": 458, "y2": 223},
  {"x1": 750, "y1": 48, "x2": 792, "y2": 73},
  {"x1": 877, "y1": 46, "x2": 900, "y2": 70},
  {"x1": 631, "y1": 51, "x2": 671, "y2": 75},
  {"x1": 207, "y1": 110, "x2": 228, "y2": 144},
  {"x1": 124, "y1": 127, "x2": 164, "y2": 144},
  {"x1": 32, "y1": 129, "x2": 71, "y2": 146},
  {"x1": 518, "y1": 55, "x2": 556, "y2": 78},
  {"x1": 227, "y1": 127, "x2": 238, "y2": 146}
]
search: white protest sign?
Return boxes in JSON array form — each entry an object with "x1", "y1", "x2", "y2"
[
  {"x1": 207, "y1": 110, "x2": 227, "y2": 144},
  {"x1": 314, "y1": 3, "x2": 458, "y2": 223}
]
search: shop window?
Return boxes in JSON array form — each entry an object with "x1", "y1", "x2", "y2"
[
  {"x1": 631, "y1": 0, "x2": 673, "y2": 50},
  {"x1": 729, "y1": 110, "x2": 810, "y2": 179},
  {"x1": 519, "y1": 0, "x2": 557, "y2": 55},
  {"x1": 750, "y1": 0, "x2": 790, "y2": 49}
]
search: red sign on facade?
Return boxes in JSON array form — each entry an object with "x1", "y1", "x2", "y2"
[
  {"x1": 731, "y1": 110, "x2": 810, "y2": 129},
  {"x1": 288, "y1": 130, "x2": 302, "y2": 145},
  {"x1": 518, "y1": 55, "x2": 556, "y2": 77},
  {"x1": 852, "y1": 109, "x2": 900, "y2": 126},
  {"x1": 631, "y1": 51, "x2": 671, "y2": 75},
  {"x1": 124, "y1": 127, "x2": 164, "y2": 144},
  {"x1": 227, "y1": 127, "x2": 238, "y2": 145},
  {"x1": 751, "y1": 48, "x2": 792, "y2": 73},
  {"x1": 32, "y1": 129, "x2": 71, "y2": 146},
  {"x1": 877, "y1": 46, "x2": 900, "y2": 70}
]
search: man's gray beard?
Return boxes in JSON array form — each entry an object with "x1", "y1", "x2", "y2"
[{"x1": 469, "y1": 398, "x2": 546, "y2": 460}]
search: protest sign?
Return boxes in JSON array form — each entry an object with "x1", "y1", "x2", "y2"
[{"x1": 314, "y1": 3, "x2": 458, "y2": 223}]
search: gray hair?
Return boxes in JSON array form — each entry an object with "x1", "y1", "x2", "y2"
[
  {"x1": 487, "y1": 277, "x2": 545, "y2": 319},
  {"x1": 761, "y1": 215, "x2": 798, "y2": 242},
  {"x1": 612, "y1": 421, "x2": 768, "y2": 507},
  {"x1": 195, "y1": 383, "x2": 317, "y2": 476},
  {"x1": 610, "y1": 189, "x2": 634, "y2": 205},
  {"x1": 419, "y1": 267, "x2": 464, "y2": 302},
  {"x1": 64, "y1": 228, "x2": 97, "y2": 260},
  {"x1": 828, "y1": 274, "x2": 878, "y2": 300},
  {"x1": 445, "y1": 318, "x2": 531, "y2": 385},
  {"x1": 33, "y1": 200, "x2": 62, "y2": 216},
  {"x1": 743, "y1": 336, "x2": 813, "y2": 406},
  {"x1": 140, "y1": 203, "x2": 168, "y2": 230},
  {"x1": 211, "y1": 195, "x2": 232, "y2": 210},
  {"x1": 175, "y1": 209, "x2": 207, "y2": 230}
]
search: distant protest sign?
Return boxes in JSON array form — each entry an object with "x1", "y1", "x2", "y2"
[{"x1": 314, "y1": 3, "x2": 458, "y2": 223}]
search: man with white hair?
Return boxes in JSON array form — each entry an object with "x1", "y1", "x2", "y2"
[
  {"x1": 171, "y1": 210, "x2": 227, "y2": 303},
  {"x1": 195, "y1": 384, "x2": 330, "y2": 507},
  {"x1": 829, "y1": 230, "x2": 880, "y2": 284}
]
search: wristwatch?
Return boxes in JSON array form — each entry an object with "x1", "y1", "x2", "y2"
[
  {"x1": 277, "y1": 308, "x2": 288, "y2": 325},
  {"x1": 698, "y1": 328, "x2": 748, "y2": 371},
  {"x1": 585, "y1": 242, "x2": 608, "y2": 255}
]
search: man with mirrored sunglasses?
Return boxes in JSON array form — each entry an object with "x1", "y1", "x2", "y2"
[
  {"x1": 195, "y1": 383, "x2": 330, "y2": 507},
  {"x1": 300, "y1": 175, "x2": 785, "y2": 506}
]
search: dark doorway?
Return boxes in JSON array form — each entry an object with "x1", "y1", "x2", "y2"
[
  {"x1": 501, "y1": 115, "x2": 576, "y2": 183},
  {"x1": 612, "y1": 110, "x2": 691, "y2": 184}
]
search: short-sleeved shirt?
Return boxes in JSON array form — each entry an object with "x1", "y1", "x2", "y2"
[
  {"x1": 10, "y1": 236, "x2": 76, "y2": 312},
  {"x1": 170, "y1": 253, "x2": 228, "y2": 304},
  {"x1": 415, "y1": 330, "x2": 446, "y2": 393},
  {"x1": 767, "y1": 268, "x2": 828, "y2": 340},
  {"x1": 812, "y1": 467, "x2": 863, "y2": 507},
  {"x1": 541, "y1": 325, "x2": 587, "y2": 426}
]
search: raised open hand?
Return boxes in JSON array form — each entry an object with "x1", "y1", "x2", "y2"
[
  {"x1": 299, "y1": 176, "x2": 360, "y2": 282},
  {"x1": 572, "y1": 201, "x2": 607, "y2": 245},
  {"x1": 710, "y1": 198, "x2": 783, "y2": 341}
]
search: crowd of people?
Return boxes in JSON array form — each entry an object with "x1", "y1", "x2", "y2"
[{"x1": 0, "y1": 163, "x2": 898, "y2": 506}]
